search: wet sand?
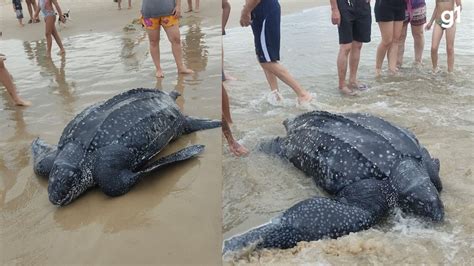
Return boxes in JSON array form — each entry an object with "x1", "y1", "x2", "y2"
[
  {"x1": 223, "y1": 2, "x2": 474, "y2": 265},
  {"x1": 1, "y1": 1, "x2": 222, "y2": 265}
]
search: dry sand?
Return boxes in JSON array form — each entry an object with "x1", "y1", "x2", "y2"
[{"x1": 0, "y1": 0, "x2": 220, "y2": 40}]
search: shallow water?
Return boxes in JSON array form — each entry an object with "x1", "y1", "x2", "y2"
[
  {"x1": 0, "y1": 16, "x2": 222, "y2": 264},
  {"x1": 223, "y1": 3, "x2": 474, "y2": 265}
]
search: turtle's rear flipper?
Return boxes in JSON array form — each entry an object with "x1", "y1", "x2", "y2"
[
  {"x1": 184, "y1": 116, "x2": 221, "y2": 134},
  {"x1": 224, "y1": 179, "x2": 392, "y2": 254},
  {"x1": 95, "y1": 144, "x2": 205, "y2": 197},
  {"x1": 138, "y1": 144, "x2": 205, "y2": 175},
  {"x1": 31, "y1": 138, "x2": 57, "y2": 177}
]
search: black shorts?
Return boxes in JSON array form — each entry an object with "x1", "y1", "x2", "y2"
[
  {"x1": 337, "y1": 0, "x2": 372, "y2": 44},
  {"x1": 251, "y1": 0, "x2": 281, "y2": 63},
  {"x1": 374, "y1": 0, "x2": 406, "y2": 22}
]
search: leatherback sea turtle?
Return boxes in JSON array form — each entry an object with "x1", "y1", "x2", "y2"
[
  {"x1": 32, "y1": 88, "x2": 220, "y2": 206},
  {"x1": 223, "y1": 111, "x2": 444, "y2": 253}
]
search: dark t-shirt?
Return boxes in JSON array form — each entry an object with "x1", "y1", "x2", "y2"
[{"x1": 141, "y1": 0, "x2": 176, "y2": 18}]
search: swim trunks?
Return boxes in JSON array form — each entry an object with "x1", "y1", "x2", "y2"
[
  {"x1": 374, "y1": 0, "x2": 406, "y2": 22},
  {"x1": 251, "y1": 0, "x2": 281, "y2": 63},
  {"x1": 141, "y1": 15, "x2": 179, "y2": 30},
  {"x1": 12, "y1": 0, "x2": 23, "y2": 19},
  {"x1": 141, "y1": 0, "x2": 175, "y2": 18},
  {"x1": 404, "y1": 0, "x2": 426, "y2": 26},
  {"x1": 39, "y1": 0, "x2": 56, "y2": 18},
  {"x1": 337, "y1": 0, "x2": 372, "y2": 44}
]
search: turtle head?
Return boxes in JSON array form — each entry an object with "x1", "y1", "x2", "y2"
[
  {"x1": 390, "y1": 158, "x2": 444, "y2": 222},
  {"x1": 48, "y1": 161, "x2": 85, "y2": 206},
  {"x1": 421, "y1": 147, "x2": 443, "y2": 192}
]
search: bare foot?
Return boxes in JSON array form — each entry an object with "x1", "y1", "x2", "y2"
[
  {"x1": 297, "y1": 92, "x2": 313, "y2": 105},
  {"x1": 229, "y1": 141, "x2": 249, "y2": 157},
  {"x1": 271, "y1": 89, "x2": 283, "y2": 101},
  {"x1": 375, "y1": 68, "x2": 382, "y2": 77},
  {"x1": 156, "y1": 69, "x2": 164, "y2": 78},
  {"x1": 128, "y1": 6, "x2": 132, "y2": 9},
  {"x1": 185, "y1": 9, "x2": 193, "y2": 13},
  {"x1": 58, "y1": 49, "x2": 66, "y2": 56},
  {"x1": 339, "y1": 86, "x2": 358, "y2": 96},
  {"x1": 14, "y1": 97, "x2": 32, "y2": 107},
  {"x1": 432, "y1": 67, "x2": 440, "y2": 74},
  {"x1": 45, "y1": 53, "x2": 52, "y2": 58},
  {"x1": 194, "y1": 9, "x2": 200, "y2": 13},
  {"x1": 178, "y1": 67, "x2": 194, "y2": 75}
]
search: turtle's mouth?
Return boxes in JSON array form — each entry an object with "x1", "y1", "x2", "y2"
[{"x1": 50, "y1": 192, "x2": 73, "y2": 206}]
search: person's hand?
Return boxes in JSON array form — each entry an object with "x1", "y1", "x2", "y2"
[
  {"x1": 59, "y1": 14, "x2": 66, "y2": 23},
  {"x1": 331, "y1": 9, "x2": 341, "y2": 26},
  {"x1": 425, "y1": 21, "x2": 432, "y2": 31},
  {"x1": 172, "y1": 6, "x2": 181, "y2": 18},
  {"x1": 240, "y1": 8, "x2": 252, "y2": 27}
]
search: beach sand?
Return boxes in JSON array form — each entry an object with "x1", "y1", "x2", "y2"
[{"x1": 1, "y1": 0, "x2": 222, "y2": 265}]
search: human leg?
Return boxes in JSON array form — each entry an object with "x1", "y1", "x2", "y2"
[
  {"x1": 259, "y1": 62, "x2": 312, "y2": 104},
  {"x1": 336, "y1": 43, "x2": 354, "y2": 95},
  {"x1": 44, "y1": 16, "x2": 55, "y2": 57},
  {"x1": 411, "y1": 24, "x2": 425, "y2": 65},
  {"x1": 430, "y1": 24, "x2": 444, "y2": 72},
  {"x1": 51, "y1": 20, "x2": 65, "y2": 55},
  {"x1": 349, "y1": 41, "x2": 366, "y2": 91},
  {"x1": 376, "y1": 21, "x2": 394, "y2": 76},
  {"x1": 0, "y1": 59, "x2": 31, "y2": 106},
  {"x1": 387, "y1": 21, "x2": 403, "y2": 73},
  {"x1": 397, "y1": 23, "x2": 408, "y2": 67},
  {"x1": 186, "y1": 0, "x2": 193, "y2": 12},
  {"x1": 163, "y1": 24, "x2": 194, "y2": 74},
  {"x1": 25, "y1": 0, "x2": 34, "y2": 22},
  {"x1": 445, "y1": 23, "x2": 456, "y2": 72},
  {"x1": 194, "y1": 0, "x2": 200, "y2": 12},
  {"x1": 146, "y1": 27, "x2": 164, "y2": 78},
  {"x1": 222, "y1": 0, "x2": 231, "y2": 34}
]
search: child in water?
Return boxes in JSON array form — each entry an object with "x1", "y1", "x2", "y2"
[
  {"x1": 12, "y1": 0, "x2": 24, "y2": 27},
  {"x1": 425, "y1": 0, "x2": 462, "y2": 73},
  {"x1": 33, "y1": 0, "x2": 66, "y2": 58}
]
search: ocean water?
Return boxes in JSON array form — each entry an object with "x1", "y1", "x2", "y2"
[
  {"x1": 223, "y1": 2, "x2": 473, "y2": 264},
  {"x1": 0, "y1": 17, "x2": 222, "y2": 264}
]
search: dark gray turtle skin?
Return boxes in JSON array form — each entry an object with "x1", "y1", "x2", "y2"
[
  {"x1": 32, "y1": 88, "x2": 220, "y2": 206},
  {"x1": 223, "y1": 111, "x2": 443, "y2": 254}
]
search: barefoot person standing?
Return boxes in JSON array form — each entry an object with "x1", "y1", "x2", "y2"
[
  {"x1": 141, "y1": 0, "x2": 194, "y2": 78},
  {"x1": 397, "y1": 0, "x2": 427, "y2": 68},
  {"x1": 425, "y1": 0, "x2": 461, "y2": 73},
  {"x1": 33, "y1": 0, "x2": 66, "y2": 58},
  {"x1": 240, "y1": 0, "x2": 313, "y2": 105},
  {"x1": 330, "y1": 0, "x2": 372, "y2": 96},
  {"x1": 374, "y1": 0, "x2": 406, "y2": 75}
]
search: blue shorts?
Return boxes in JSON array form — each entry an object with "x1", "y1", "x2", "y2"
[{"x1": 251, "y1": 0, "x2": 281, "y2": 63}]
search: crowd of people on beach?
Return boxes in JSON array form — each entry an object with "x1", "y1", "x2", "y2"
[{"x1": 1, "y1": 0, "x2": 464, "y2": 156}]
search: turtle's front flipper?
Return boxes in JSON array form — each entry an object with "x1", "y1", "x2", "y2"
[
  {"x1": 94, "y1": 144, "x2": 205, "y2": 197},
  {"x1": 137, "y1": 144, "x2": 205, "y2": 175},
  {"x1": 223, "y1": 179, "x2": 393, "y2": 254},
  {"x1": 183, "y1": 116, "x2": 221, "y2": 134},
  {"x1": 31, "y1": 138, "x2": 58, "y2": 177}
]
